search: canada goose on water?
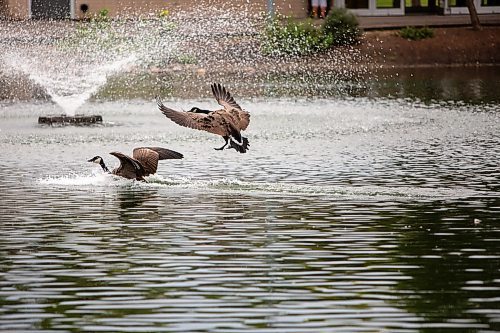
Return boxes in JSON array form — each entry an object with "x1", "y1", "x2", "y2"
[
  {"x1": 88, "y1": 147, "x2": 183, "y2": 181},
  {"x1": 156, "y1": 83, "x2": 250, "y2": 153}
]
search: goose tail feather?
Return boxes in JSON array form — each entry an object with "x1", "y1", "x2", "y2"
[{"x1": 229, "y1": 136, "x2": 249, "y2": 153}]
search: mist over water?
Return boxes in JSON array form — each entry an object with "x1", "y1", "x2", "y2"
[
  {"x1": 0, "y1": 6, "x2": 374, "y2": 113},
  {"x1": 0, "y1": 14, "x2": 178, "y2": 115}
]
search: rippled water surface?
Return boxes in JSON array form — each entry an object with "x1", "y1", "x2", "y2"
[{"x1": 1, "y1": 97, "x2": 499, "y2": 332}]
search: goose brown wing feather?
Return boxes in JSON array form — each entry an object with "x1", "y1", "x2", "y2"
[
  {"x1": 211, "y1": 83, "x2": 242, "y2": 111},
  {"x1": 110, "y1": 152, "x2": 145, "y2": 179},
  {"x1": 131, "y1": 148, "x2": 160, "y2": 176},
  {"x1": 227, "y1": 108, "x2": 250, "y2": 131},
  {"x1": 156, "y1": 96, "x2": 231, "y2": 137},
  {"x1": 211, "y1": 83, "x2": 250, "y2": 131},
  {"x1": 132, "y1": 147, "x2": 183, "y2": 176},
  {"x1": 156, "y1": 97, "x2": 202, "y2": 130},
  {"x1": 134, "y1": 147, "x2": 183, "y2": 160}
]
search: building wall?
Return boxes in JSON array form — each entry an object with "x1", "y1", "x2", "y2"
[
  {"x1": 1, "y1": 0, "x2": 496, "y2": 18},
  {"x1": 4, "y1": 0, "x2": 29, "y2": 19},
  {"x1": 0, "y1": 0, "x2": 6, "y2": 18},
  {"x1": 275, "y1": 0, "x2": 310, "y2": 17},
  {"x1": 72, "y1": 0, "x2": 309, "y2": 19},
  {"x1": 0, "y1": 0, "x2": 310, "y2": 20}
]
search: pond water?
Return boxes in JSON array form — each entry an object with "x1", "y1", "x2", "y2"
[{"x1": 1, "y1": 78, "x2": 499, "y2": 332}]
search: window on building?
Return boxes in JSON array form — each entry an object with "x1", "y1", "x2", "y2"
[
  {"x1": 405, "y1": 0, "x2": 430, "y2": 6},
  {"x1": 377, "y1": 0, "x2": 402, "y2": 8},
  {"x1": 345, "y1": 0, "x2": 369, "y2": 9},
  {"x1": 481, "y1": 0, "x2": 500, "y2": 6},
  {"x1": 448, "y1": 0, "x2": 466, "y2": 6}
]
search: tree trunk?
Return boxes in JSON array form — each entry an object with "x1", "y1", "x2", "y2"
[{"x1": 466, "y1": 0, "x2": 482, "y2": 31}]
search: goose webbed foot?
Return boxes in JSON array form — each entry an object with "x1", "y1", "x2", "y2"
[
  {"x1": 214, "y1": 143, "x2": 228, "y2": 150},
  {"x1": 214, "y1": 138, "x2": 229, "y2": 151}
]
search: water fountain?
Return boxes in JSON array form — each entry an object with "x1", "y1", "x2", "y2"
[
  {"x1": 0, "y1": 5, "x2": 372, "y2": 123},
  {"x1": 0, "y1": 13, "x2": 178, "y2": 124}
]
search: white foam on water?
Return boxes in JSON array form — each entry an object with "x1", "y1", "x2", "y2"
[
  {"x1": 38, "y1": 172, "x2": 113, "y2": 186},
  {"x1": 37, "y1": 172, "x2": 479, "y2": 200}
]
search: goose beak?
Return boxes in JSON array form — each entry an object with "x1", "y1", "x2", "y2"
[{"x1": 87, "y1": 158, "x2": 93, "y2": 162}]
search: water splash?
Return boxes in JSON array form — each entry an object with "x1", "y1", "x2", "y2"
[
  {"x1": 39, "y1": 172, "x2": 112, "y2": 186},
  {"x1": 0, "y1": 6, "x2": 373, "y2": 106},
  {"x1": 9, "y1": 54, "x2": 137, "y2": 116},
  {"x1": 38, "y1": 173, "x2": 479, "y2": 200},
  {"x1": 0, "y1": 16, "x2": 178, "y2": 115}
]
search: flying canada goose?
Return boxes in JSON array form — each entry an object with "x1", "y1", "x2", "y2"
[
  {"x1": 88, "y1": 147, "x2": 183, "y2": 181},
  {"x1": 156, "y1": 83, "x2": 250, "y2": 153}
]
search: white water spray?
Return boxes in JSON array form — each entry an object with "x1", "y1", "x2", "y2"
[
  {"x1": 4, "y1": 54, "x2": 137, "y2": 116},
  {"x1": 0, "y1": 17, "x2": 178, "y2": 115},
  {"x1": 0, "y1": 5, "x2": 372, "y2": 107},
  {"x1": 50, "y1": 56, "x2": 137, "y2": 116}
]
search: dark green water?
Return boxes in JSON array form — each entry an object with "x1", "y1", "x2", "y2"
[
  {"x1": 0, "y1": 88, "x2": 499, "y2": 331},
  {"x1": 368, "y1": 66, "x2": 500, "y2": 104},
  {"x1": 3, "y1": 66, "x2": 500, "y2": 104}
]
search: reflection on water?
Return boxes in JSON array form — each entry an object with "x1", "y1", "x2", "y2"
[
  {"x1": 2, "y1": 66, "x2": 500, "y2": 104},
  {"x1": 0, "y1": 97, "x2": 499, "y2": 332},
  {"x1": 369, "y1": 66, "x2": 500, "y2": 104}
]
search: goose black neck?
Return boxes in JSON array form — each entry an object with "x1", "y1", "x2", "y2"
[
  {"x1": 100, "y1": 160, "x2": 110, "y2": 173},
  {"x1": 193, "y1": 108, "x2": 211, "y2": 114}
]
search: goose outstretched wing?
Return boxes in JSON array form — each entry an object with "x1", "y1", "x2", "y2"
[
  {"x1": 135, "y1": 147, "x2": 183, "y2": 160},
  {"x1": 227, "y1": 108, "x2": 250, "y2": 131},
  {"x1": 131, "y1": 148, "x2": 159, "y2": 176},
  {"x1": 133, "y1": 147, "x2": 183, "y2": 176},
  {"x1": 211, "y1": 83, "x2": 250, "y2": 131},
  {"x1": 156, "y1": 96, "x2": 236, "y2": 137},
  {"x1": 211, "y1": 83, "x2": 242, "y2": 111},
  {"x1": 110, "y1": 152, "x2": 145, "y2": 179}
]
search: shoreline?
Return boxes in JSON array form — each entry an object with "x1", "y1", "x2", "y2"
[
  {"x1": 1, "y1": 21, "x2": 499, "y2": 101},
  {"x1": 357, "y1": 27, "x2": 500, "y2": 68}
]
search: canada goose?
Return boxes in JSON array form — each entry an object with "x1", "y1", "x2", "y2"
[
  {"x1": 156, "y1": 83, "x2": 250, "y2": 153},
  {"x1": 88, "y1": 147, "x2": 183, "y2": 181}
]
